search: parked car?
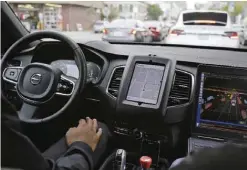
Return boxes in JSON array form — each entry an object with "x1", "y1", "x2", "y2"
[
  {"x1": 163, "y1": 20, "x2": 176, "y2": 39},
  {"x1": 237, "y1": 25, "x2": 247, "y2": 46},
  {"x1": 93, "y1": 20, "x2": 109, "y2": 33},
  {"x1": 232, "y1": 24, "x2": 244, "y2": 32},
  {"x1": 102, "y1": 19, "x2": 152, "y2": 42},
  {"x1": 166, "y1": 10, "x2": 240, "y2": 48},
  {"x1": 144, "y1": 20, "x2": 167, "y2": 41}
]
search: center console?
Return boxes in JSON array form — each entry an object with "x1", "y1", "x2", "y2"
[
  {"x1": 113, "y1": 55, "x2": 176, "y2": 168},
  {"x1": 109, "y1": 53, "x2": 247, "y2": 169}
]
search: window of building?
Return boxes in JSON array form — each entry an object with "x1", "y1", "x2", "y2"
[
  {"x1": 130, "y1": 4, "x2": 133, "y2": 12},
  {"x1": 119, "y1": 4, "x2": 122, "y2": 12}
]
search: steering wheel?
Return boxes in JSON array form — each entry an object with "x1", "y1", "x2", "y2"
[{"x1": 1, "y1": 31, "x2": 87, "y2": 123}]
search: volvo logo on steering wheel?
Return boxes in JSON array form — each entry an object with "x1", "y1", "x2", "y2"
[{"x1": 30, "y1": 73, "x2": 42, "y2": 85}]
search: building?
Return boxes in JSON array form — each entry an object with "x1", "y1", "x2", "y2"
[
  {"x1": 9, "y1": 1, "x2": 104, "y2": 31},
  {"x1": 158, "y1": 1, "x2": 186, "y2": 21},
  {"x1": 104, "y1": 1, "x2": 148, "y2": 20}
]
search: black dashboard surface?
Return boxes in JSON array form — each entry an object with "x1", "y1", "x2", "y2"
[
  {"x1": 85, "y1": 41, "x2": 247, "y2": 68},
  {"x1": 6, "y1": 41, "x2": 247, "y2": 125}
]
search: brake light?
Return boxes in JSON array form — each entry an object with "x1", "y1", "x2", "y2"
[
  {"x1": 194, "y1": 20, "x2": 216, "y2": 24},
  {"x1": 170, "y1": 29, "x2": 184, "y2": 35},
  {"x1": 149, "y1": 27, "x2": 160, "y2": 32},
  {"x1": 225, "y1": 31, "x2": 238, "y2": 39},
  {"x1": 103, "y1": 28, "x2": 108, "y2": 34},
  {"x1": 149, "y1": 27, "x2": 157, "y2": 30},
  {"x1": 130, "y1": 29, "x2": 136, "y2": 35}
]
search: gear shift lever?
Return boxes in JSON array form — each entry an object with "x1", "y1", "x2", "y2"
[{"x1": 115, "y1": 149, "x2": 127, "y2": 170}]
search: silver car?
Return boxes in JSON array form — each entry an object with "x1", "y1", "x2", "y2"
[
  {"x1": 93, "y1": 20, "x2": 109, "y2": 33},
  {"x1": 102, "y1": 19, "x2": 152, "y2": 42},
  {"x1": 166, "y1": 10, "x2": 240, "y2": 48}
]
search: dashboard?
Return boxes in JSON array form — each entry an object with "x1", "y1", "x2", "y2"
[
  {"x1": 3, "y1": 41, "x2": 247, "y2": 159},
  {"x1": 4, "y1": 41, "x2": 247, "y2": 123}
]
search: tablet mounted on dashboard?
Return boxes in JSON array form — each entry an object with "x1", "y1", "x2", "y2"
[{"x1": 116, "y1": 55, "x2": 176, "y2": 119}]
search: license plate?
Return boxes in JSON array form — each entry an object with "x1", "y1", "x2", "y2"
[
  {"x1": 198, "y1": 35, "x2": 209, "y2": 40},
  {"x1": 113, "y1": 31, "x2": 124, "y2": 36}
]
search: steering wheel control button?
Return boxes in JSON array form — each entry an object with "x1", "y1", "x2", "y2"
[
  {"x1": 56, "y1": 76, "x2": 74, "y2": 96},
  {"x1": 4, "y1": 67, "x2": 22, "y2": 82}
]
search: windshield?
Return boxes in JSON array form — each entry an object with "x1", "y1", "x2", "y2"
[{"x1": 8, "y1": 1, "x2": 247, "y2": 49}]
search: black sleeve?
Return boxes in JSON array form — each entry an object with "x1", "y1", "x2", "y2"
[
  {"x1": 2, "y1": 121, "x2": 93, "y2": 170},
  {"x1": 170, "y1": 144, "x2": 247, "y2": 170},
  {"x1": 2, "y1": 96, "x2": 94, "y2": 170},
  {"x1": 48, "y1": 142, "x2": 94, "y2": 170}
]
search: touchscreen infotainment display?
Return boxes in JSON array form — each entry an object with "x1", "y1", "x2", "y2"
[
  {"x1": 196, "y1": 72, "x2": 247, "y2": 133},
  {"x1": 126, "y1": 64, "x2": 165, "y2": 105}
]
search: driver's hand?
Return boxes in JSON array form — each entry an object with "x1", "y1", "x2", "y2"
[{"x1": 66, "y1": 117, "x2": 102, "y2": 151}]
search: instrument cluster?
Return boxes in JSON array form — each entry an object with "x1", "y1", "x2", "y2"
[{"x1": 51, "y1": 60, "x2": 101, "y2": 83}]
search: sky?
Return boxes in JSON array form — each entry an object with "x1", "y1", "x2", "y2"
[{"x1": 187, "y1": 1, "x2": 196, "y2": 9}]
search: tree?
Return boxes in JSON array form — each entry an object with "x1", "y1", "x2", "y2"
[
  {"x1": 233, "y1": 2, "x2": 243, "y2": 16},
  {"x1": 100, "y1": 7, "x2": 119, "y2": 21},
  {"x1": 108, "y1": 7, "x2": 119, "y2": 21},
  {"x1": 221, "y1": 2, "x2": 244, "y2": 16},
  {"x1": 147, "y1": 4, "x2": 163, "y2": 20}
]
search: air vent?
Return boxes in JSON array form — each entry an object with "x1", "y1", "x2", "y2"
[
  {"x1": 168, "y1": 70, "x2": 193, "y2": 106},
  {"x1": 107, "y1": 66, "x2": 124, "y2": 98},
  {"x1": 7, "y1": 59, "x2": 21, "y2": 66}
]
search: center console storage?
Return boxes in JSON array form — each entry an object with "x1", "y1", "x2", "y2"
[{"x1": 112, "y1": 121, "x2": 171, "y2": 167}]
